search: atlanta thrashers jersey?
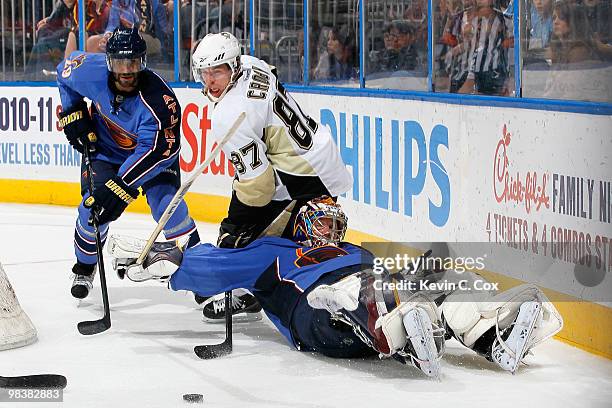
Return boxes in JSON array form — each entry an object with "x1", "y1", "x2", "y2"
[
  {"x1": 170, "y1": 237, "x2": 372, "y2": 347},
  {"x1": 56, "y1": 52, "x2": 181, "y2": 188},
  {"x1": 210, "y1": 55, "x2": 352, "y2": 206}
]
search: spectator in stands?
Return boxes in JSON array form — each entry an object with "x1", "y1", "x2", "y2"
[
  {"x1": 219, "y1": 0, "x2": 245, "y2": 34},
  {"x1": 88, "y1": 0, "x2": 171, "y2": 60},
  {"x1": 64, "y1": 0, "x2": 111, "y2": 57},
  {"x1": 313, "y1": 26, "x2": 358, "y2": 82},
  {"x1": 457, "y1": 0, "x2": 511, "y2": 95},
  {"x1": 434, "y1": 0, "x2": 457, "y2": 91},
  {"x1": 443, "y1": 0, "x2": 478, "y2": 93},
  {"x1": 403, "y1": 0, "x2": 428, "y2": 61},
  {"x1": 583, "y1": 0, "x2": 612, "y2": 61},
  {"x1": 27, "y1": 0, "x2": 76, "y2": 79},
  {"x1": 527, "y1": 0, "x2": 553, "y2": 51},
  {"x1": 543, "y1": 1, "x2": 610, "y2": 100},
  {"x1": 548, "y1": 0, "x2": 598, "y2": 64},
  {"x1": 180, "y1": 0, "x2": 205, "y2": 48},
  {"x1": 370, "y1": 21, "x2": 420, "y2": 74}
]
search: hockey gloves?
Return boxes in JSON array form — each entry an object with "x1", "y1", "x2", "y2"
[
  {"x1": 59, "y1": 101, "x2": 97, "y2": 153},
  {"x1": 217, "y1": 221, "x2": 258, "y2": 248},
  {"x1": 84, "y1": 176, "x2": 139, "y2": 225}
]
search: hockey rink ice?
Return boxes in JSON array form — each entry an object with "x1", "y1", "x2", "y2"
[{"x1": 1, "y1": 203, "x2": 611, "y2": 408}]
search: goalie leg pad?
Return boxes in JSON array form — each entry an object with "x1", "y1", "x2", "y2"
[
  {"x1": 441, "y1": 290, "x2": 492, "y2": 348},
  {"x1": 375, "y1": 294, "x2": 444, "y2": 378},
  {"x1": 308, "y1": 267, "x2": 446, "y2": 376},
  {"x1": 442, "y1": 284, "x2": 563, "y2": 369}
]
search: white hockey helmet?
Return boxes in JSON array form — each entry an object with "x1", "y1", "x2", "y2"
[{"x1": 191, "y1": 32, "x2": 242, "y2": 102}]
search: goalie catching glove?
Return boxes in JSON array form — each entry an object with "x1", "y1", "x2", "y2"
[
  {"x1": 58, "y1": 101, "x2": 97, "y2": 153},
  {"x1": 107, "y1": 235, "x2": 183, "y2": 282},
  {"x1": 84, "y1": 176, "x2": 139, "y2": 225}
]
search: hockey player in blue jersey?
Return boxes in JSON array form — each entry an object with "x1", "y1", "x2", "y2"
[
  {"x1": 108, "y1": 197, "x2": 563, "y2": 376},
  {"x1": 56, "y1": 27, "x2": 200, "y2": 299}
]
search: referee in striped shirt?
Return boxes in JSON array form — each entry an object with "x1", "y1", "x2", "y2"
[{"x1": 458, "y1": 0, "x2": 511, "y2": 95}]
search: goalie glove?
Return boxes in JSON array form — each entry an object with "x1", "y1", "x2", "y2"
[
  {"x1": 84, "y1": 176, "x2": 138, "y2": 225},
  {"x1": 58, "y1": 101, "x2": 97, "y2": 153},
  {"x1": 108, "y1": 235, "x2": 183, "y2": 282}
]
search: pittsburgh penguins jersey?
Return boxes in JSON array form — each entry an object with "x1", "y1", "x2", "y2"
[
  {"x1": 56, "y1": 52, "x2": 181, "y2": 188},
  {"x1": 210, "y1": 55, "x2": 352, "y2": 206}
]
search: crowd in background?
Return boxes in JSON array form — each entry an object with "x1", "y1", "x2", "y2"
[{"x1": 0, "y1": 0, "x2": 609, "y2": 101}]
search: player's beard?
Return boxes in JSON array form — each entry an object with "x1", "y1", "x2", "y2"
[{"x1": 114, "y1": 72, "x2": 139, "y2": 92}]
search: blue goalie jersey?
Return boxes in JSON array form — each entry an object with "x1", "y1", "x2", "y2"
[
  {"x1": 170, "y1": 237, "x2": 375, "y2": 347},
  {"x1": 56, "y1": 52, "x2": 181, "y2": 188}
]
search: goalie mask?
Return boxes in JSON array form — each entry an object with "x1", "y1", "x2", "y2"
[
  {"x1": 191, "y1": 32, "x2": 242, "y2": 102},
  {"x1": 293, "y1": 197, "x2": 348, "y2": 247}
]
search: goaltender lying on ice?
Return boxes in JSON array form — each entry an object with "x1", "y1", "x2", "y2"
[{"x1": 107, "y1": 197, "x2": 563, "y2": 378}]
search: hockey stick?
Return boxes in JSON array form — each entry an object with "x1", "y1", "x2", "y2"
[
  {"x1": 78, "y1": 140, "x2": 112, "y2": 336},
  {"x1": 193, "y1": 200, "x2": 297, "y2": 359},
  {"x1": 135, "y1": 111, "x2": 246, "y2": 266},
  {"x1": 0, "y1": 374, "x2": 67, "y2": 389},
  {"x1": 194, "y1": 291, "x2": 233, "y2": 359}
]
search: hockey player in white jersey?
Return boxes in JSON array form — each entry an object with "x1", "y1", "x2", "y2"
[{"x1": 190, "y1": 32, "x2": 352, "y2": 319}]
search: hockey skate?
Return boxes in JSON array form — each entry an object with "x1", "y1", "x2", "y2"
[
  {"x1": 107, "y1": 235, "x2": 183, "y2": 282},
  {"x1": 401, "y1": 306, "x2": 443, "y2": 378},
  {"x1": 71, "y1": 262, "x2": 97, "y2": 299},
  {"x1": 441, "y1": 283, "x2": 563, "y2": 373},
  {"x1": 491, "y1": 301, "x2": 542, "y2": 373},
  {"x1": 201, "y1": 292, "x2": 263, "y2": 323}
]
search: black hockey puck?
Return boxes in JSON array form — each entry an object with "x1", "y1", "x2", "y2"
[{"x1": 183, "y1": 393, "x2": 203, "y2": 403}]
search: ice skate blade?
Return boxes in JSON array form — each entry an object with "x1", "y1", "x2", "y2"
[{"x1": 203, "y1": 312, "x2": 262, "y2": 324}]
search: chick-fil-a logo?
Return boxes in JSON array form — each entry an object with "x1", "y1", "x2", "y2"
[{"x1": 493, "y1": 125, "x2": 550, "y2": 214}]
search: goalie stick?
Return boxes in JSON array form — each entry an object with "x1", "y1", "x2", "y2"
[
  {"x1": 193, "y1": 200, "x2": 297, "y2": 359},
  {"x1": 0, "y1": 374, "x2": 67, "y2": 389},
  {"x1": 135, "y1": 112, "x2": 246, "y2": 266},
  {"x1": 77, "y1": 138, "x2": 112, "y2": 336}
]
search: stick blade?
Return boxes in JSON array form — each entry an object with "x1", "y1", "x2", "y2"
[
  {"x1": 0, "y1": 375, "x2": 67, "y2": 389},
  {"x1": 77, "y1": 317, "x2": 111, "y2": 335},
  {"x1": 194, "y1": 342, "x2": 232, "y2": 359}
]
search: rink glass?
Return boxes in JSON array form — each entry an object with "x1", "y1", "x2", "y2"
[{"x1": 0, "y1": 0, "x2": 609, "y2": 102}]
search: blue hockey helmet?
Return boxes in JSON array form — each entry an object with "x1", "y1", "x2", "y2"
[
  {"x1": 106, "y1": 27, "x2": 147, "y2": 73},
  {"x1": 293, "y1": 196, "x2": 348, "y2": 247}
]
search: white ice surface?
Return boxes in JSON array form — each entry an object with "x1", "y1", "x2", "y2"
[{"x1": 0, "y1": 203, "x2": 610, "y2": 408}]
